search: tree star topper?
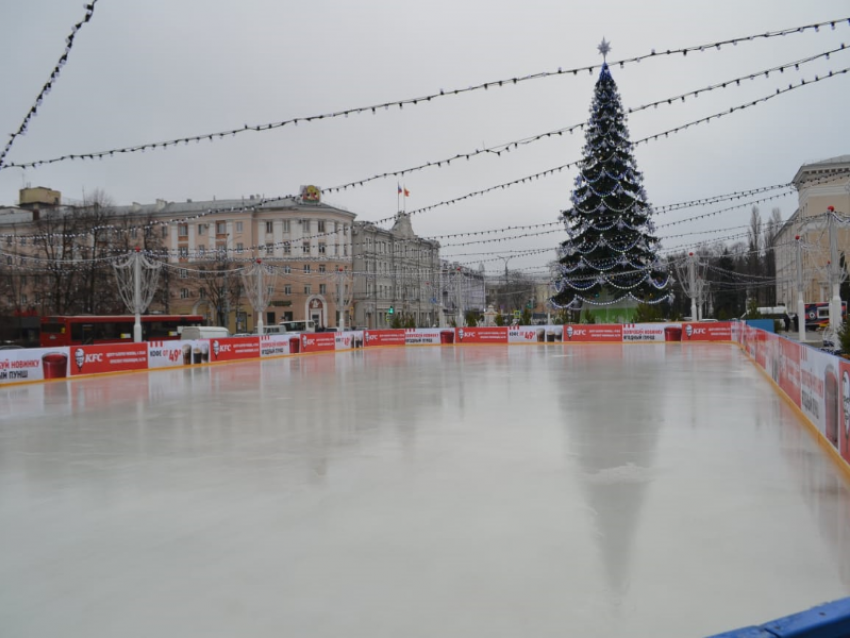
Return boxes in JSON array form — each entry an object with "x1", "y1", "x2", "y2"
[{"x1": 598, "y1": 38, "x2": 611, "y2": 62}]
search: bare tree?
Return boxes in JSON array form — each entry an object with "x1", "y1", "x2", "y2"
[{"x1": 191, "y1": 253, "x2": 244, "y2": 327}]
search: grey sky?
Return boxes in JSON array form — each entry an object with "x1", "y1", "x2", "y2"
[{"x1": 1, "y1": 0, "x2": 848, "y2": 274}]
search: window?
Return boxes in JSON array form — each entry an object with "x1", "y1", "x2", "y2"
[
  {"x1": 179, "y1": 268, "x2": 188, "y2": 279},
  {"x1": 319, "y1": 284, "x2": 327, "y2": 295},
  {"x1": 130, "y1": 228, "x2": 138, "y2": 239},
  {"x1": 303, "y1": 242, "x2": 310, "y2": 254},
  {"x1": 180, "y1": 288, "x2": 190, "y2": 299},
  {"x1": 283, "y1": 220, "x2": 290, "y2": 232},
  {"x1": 304, "y1": 285, "x2": 311, "y2": 294},
  {"x1": 216, "y1": 222, "x2": 227, "y2": 235},
  {"x1": 302, "y1": 220, "x2": 311, "y2": 232},
  {"x1": 265, "y1": 221, "x2": 274, "y2": 234},
  {"x1": 304, "y1": 265, "x2": 311, "y2": 274},
  {"x1": 5, "y1": 236, "x2": 10, "y2": 245},
  {"x1": 266, "y1": 243, "x2": 274, "y2": 255},
  {"x1": 344, "y1": 244, "x2": 348, "y2": 256},
  {"x1": 335, "y1": 244, "x2": 339, "y2": 255},
  {"x1": 319, "y1": 264, "x2": 326, "y2": 273},
  {"x1": 267, "y1": 286, "x2": 274, "y2": 298},
  {"x1": 198, "y1": 245, "x2": 205, "y2": 257},
  {"x1": 283, "y1": 242, "x2": 291, "y2": 254},
  {"x1": 178, "y1": 224, "x2": 188, "y2": 237},
  {"x1": 283, "y1": 265, "x2": 291, "y2": 274},
  {"x1": 284, "y1": 285, "x2": 292, "y2": 295},
  {"x1": 198, "y1": 224, "x2": 207, "y2": 235},
  {"x1": 20, "y1": 237, "x2": 27, "y2": 246},
  {"x1": 318, "y1": 243, "x2": 326, "y2": 254},
  {"x1": 318, "y1": 220, "x2": 326, "y2": 233},
  {"x1": 161, "y1": 226, "x2": 168, "y2": 238},
  {"x1": 199, "y1": 289, "x2": 206, "y2": 300},
  {"x1": 334, "y1": 222, "x2": 339, "y2": 233},
  {"x1": 236, "y1": 243, "x2": 244, "y2": 252},
  {"x1": 179, "y1": 246, "x2": 189, "y2": 258},
  {"x1": 216, "y1": 243, "x2": 227, "y2": 253},
  {"x1": 235, "y1": 221, "x2": 243, "y2": 233}
]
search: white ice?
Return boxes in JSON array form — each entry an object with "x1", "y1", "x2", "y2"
[{"x1": 1, "y1": 344, "x2": 849, "y2": 637}]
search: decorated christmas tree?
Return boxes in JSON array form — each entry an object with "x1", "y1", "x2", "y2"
[{"x1": 551, "y1": 40, "x2": 669, "y2": 316}]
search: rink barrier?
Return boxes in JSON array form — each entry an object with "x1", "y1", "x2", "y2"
[
  {"x1": 0, "y1": 322, "x2": 735, "y2": 387},
  {"x1": 732, "y1": 323, "x2": 850, "y2": 478},
  {"x1": 705, "y1": 596, "x2": 850, "y2": 637}
]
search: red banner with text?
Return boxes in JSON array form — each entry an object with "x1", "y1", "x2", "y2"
[
  {"x1": 300, "y1": 333, "x2": 337, "y2": 354},
  {"x1": 455, "y1": 327, "x2": 508, "y2": 344},
  {"x1": 681, "y1": 322, "x2": 733, "y2": 342},
  {"x1": 69, "y1": 343, "x2": 149, "y2": 377},
  {"x1": 364, "y1": 329, "x2": 406, "y2": 347},
  {"x1": 564, "y1": 324, "x2": 624, "y2": 342}
]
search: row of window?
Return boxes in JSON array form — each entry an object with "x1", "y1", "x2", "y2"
[
  {"x1": 177, "y1": 220, "x2": 350, "y2": 237},
  {"x1": 178, "y1": 242, "x2": 349, "y2": 257},
  {"x1": 174, "y1": 264, "x2": 339, "y2": 279},
  {"x1": 177, "y1": 284, "x2": 330, "y2": 299}
]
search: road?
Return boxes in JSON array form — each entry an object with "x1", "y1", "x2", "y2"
[{"x1": 1, "y1": 344, "x2": 848, "y2": 637}]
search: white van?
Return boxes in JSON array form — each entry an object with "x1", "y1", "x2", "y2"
[
  {"x1": 180, "y1": 326, "x2": 230, "y2": 340},
  {"x1": 278, "y1": 320, "x2": 316, "y2": 334}
]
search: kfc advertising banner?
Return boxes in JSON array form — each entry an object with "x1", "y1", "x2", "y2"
[
  {"x1": 564, "y1": 324, "x2": 624, "y2": 343},
  {"x1": 0, "y1": 346, "x2": 70, "y2": 384},
  {"x1": 838, "y1": 359, "x2": 850, "y2": 464},
  {"x1": 681, "y1": 322, "x2": 732, "y2": 342},
  {"x1": 206, "y1": 336, "x2": 261, "y2": 363},
  {"x1": 69, "y1": 343, "x2": 149, "y2": 377},
  {"x1": 147, "y1": 340, "x2": 186, "y2": 369},
  {"x1": 455, "y1": 327, "x2": 508, "y2": 344},
  {"x1": 334, "y1": 331, "x2": 364, "y2": 351},
  {"x1": 260, "y1": 335, "x2": 291, "y2": 358},
  {"x1": 800, "y1": 345, "x2": 833, "y2": 441},
  {"x1": 299, "y1": 332, "x2": 336, "y2": 354},
  {"x1": 508, "y1": 326, "x2": 541, "y2": 344},
  {"x1": 404, "y1": 329, "x2": 445, "y2": 346},
  {"x1": 777, "y1": 337, "x2": 802, "y2": 409},
  {"x1": 364, "y1": 329, "x2": 406, "y2": 347}
]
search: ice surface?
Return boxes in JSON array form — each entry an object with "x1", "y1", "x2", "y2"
[{"x1": 1, "y1": 344, "x2": 849, "y2": 637}]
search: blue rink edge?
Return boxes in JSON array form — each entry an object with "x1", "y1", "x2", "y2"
[{"x1": 706, "y1": 597, "x2": 850, "y2": 638}]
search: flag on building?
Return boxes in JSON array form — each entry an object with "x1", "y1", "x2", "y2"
[{"x1": 403, "y1": 187, "x2": 410, "y2": 197}]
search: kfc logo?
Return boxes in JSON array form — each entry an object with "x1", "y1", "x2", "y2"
[
  {"x1": 74, "y1": 348, "x2": 85, "y2": 371},
  {"x1": 212, "y1": 340, "x2": 220, "y2": 359},
  {"x1": 458, "y1": 329, "x2": 466, "y2": 341},
  {"x1": 685, "y1": 325, "x2": 693, "y2": 339}
]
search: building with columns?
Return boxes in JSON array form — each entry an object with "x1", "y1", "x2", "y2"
[
  {"x1": 351, "y1": 213, "x2": 441, "y2": 329},
  {"x1": 774, "y1": 156, "x2": 850, "y2": 308}
]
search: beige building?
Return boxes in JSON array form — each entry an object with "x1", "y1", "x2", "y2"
[
  {"x1": 1, "y1": 186, "x2": 445, "y2": 333},
  {"x1": 775, "y1": 156, "x2": 850, "y2": 307}
]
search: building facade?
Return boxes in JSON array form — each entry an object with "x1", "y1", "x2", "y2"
[
  {"x1": 1, "y1": 187, "x2": 359, "y2": 333},
  {"x1": 775, "y1": 156, "x2": 850, "y2": 307},
  {"x1": 351, "y1": 213, "x2": 441, "y2": 329}
]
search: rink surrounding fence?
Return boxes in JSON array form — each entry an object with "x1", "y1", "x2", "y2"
[{"x1": 706, "y1": 596, "x2": 850, "y2": 638}]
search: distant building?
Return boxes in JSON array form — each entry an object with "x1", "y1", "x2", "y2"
[
  {"x1": 351, "y1": 213, "x2": 441, "y2": 328},
  {"x1": 439, "y1": 260, "x2": 486, "y2": 325},
  {"x1": 774, "y1": 155, "x2": 850, "y2": 306}
]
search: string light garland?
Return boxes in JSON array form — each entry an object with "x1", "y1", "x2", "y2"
[
  {"x1": 2, "y1": 16, "x2": 847, "y2": 172},
  {"x1": 0, "y1": 1, "x2": 99, "y2": 169},
  {"x1": 319, "y1": 44, "x2": 848, "y2": 195}
]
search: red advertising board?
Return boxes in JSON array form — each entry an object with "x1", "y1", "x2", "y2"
[
  {"x1": 455, "y1": 327, "x2": 508, "y2": 344},
  {"x1": 300, "y1": 332, "x2": 336, "y2": 353},
  {"x1": 364, "y1": 329, "x2": 406, "y2": 347},
  {"x1": 564, "y1": 324, "x2": 623, "y2": 342},
  {"x1": 207, "y1": 337, "x2": 261, "y2": 362},
  {"x1": 839, "y1": 359, "x2": 850, "y2": 464},
  {"x1": 69, "y1": 343, "x2": 149, "y2": 377},
  {"x1": 682, "y1": 322, "x2": 733, "y2": 342},
  {"x1": 0, "y1": 347, "x2": 70, "y2": 384},
  {"x1": 777, "y1": 337, "x2": 802, "y2": 409}
]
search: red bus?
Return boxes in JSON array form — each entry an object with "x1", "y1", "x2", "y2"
[{"x1": 40, "y1": 315, "x2": 204, "y2": 347}]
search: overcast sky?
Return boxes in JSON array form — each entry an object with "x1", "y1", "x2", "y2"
[{"x1": 1, "y1": 0, "x2": 849, "y2": 274}]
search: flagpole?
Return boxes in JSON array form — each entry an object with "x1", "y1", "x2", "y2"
[{"x1": 397, "y1": 184, "x2": 401, "y2": 215}]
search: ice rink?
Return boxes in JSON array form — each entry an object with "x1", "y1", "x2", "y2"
[{"x1": 1, "y1": 344, "x2": 849, "y2": 637}]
